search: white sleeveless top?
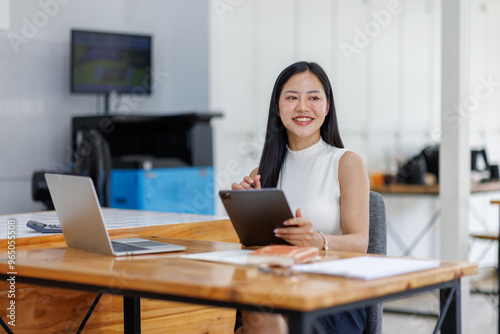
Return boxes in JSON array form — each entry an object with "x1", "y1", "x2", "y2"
[{"x1": 277, "y1": 138, "x2": 349, "y2": 235}]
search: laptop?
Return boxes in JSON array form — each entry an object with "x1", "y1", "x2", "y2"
[
  {"x1": 45, "y1": 173, "x2": 186, "y2": 256},
  {"x1": 218, "y1": 189, "x2": 294, "y2": 247}
]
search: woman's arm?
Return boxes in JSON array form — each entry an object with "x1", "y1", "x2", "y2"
[{"x1": 329, "y1": 151, "x2": 370, "y2": 253}]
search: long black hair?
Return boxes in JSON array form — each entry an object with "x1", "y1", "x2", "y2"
[{"x1": 258, "y1": 61, "x2": 344, "y2": 188}]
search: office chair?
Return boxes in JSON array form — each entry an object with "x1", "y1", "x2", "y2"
[
  {"x1": 73, "y1": 128, "x2": 112, "y2": 207},
  {"x1": 363, "y1": 191, "x2": 387, "y2": 334},
  {"x1": 32, "y1": 129, "x2": 112, "y2": 209}
]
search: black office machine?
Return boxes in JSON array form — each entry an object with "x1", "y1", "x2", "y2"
[{"x1": 70, "y1": 112, "x2": 222, "y2": 214}]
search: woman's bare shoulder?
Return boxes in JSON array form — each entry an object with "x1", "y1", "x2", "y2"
[
  {"x1": 338, "y1": 151, "x2": 368, "y2": 183},
  {"x1": 339, "y1": 150, "x2": 365, "y2": 168}
]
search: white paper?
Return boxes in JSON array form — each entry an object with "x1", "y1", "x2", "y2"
[
  {"x1": 181, "y1": 249, "x2": 252, "y2": 265},
  {"x1": 292, "y1": 256, "x2": 440, "y2": 280}
]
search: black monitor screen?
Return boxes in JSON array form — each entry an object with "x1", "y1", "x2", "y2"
[{"x1": 71, "y1": 29, "x2": 152, "y2": 94}]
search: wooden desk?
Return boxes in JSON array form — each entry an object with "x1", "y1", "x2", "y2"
[
  {"x1": 1, "y1": 230, "x2": 477, "y2": 333},
  {"x1": 0, "y1": 209, "x2": 240, "y2": 333}
]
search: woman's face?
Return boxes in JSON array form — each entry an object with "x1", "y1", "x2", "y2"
[{"x1": 278, "y1": 71, "x2": 329, "y2": 150}]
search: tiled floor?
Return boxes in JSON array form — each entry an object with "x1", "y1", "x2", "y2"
[{"x1": 382, "y1": 271, "x2": 498, "y2": 333}]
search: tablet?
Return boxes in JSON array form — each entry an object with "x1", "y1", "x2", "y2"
[{"x1": 219, "y1": 189, "x2": 294, "y2": 247}]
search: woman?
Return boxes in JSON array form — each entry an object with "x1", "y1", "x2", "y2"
[{"x1": 232, "y1": 61, "x2": 369, "y2": 334}]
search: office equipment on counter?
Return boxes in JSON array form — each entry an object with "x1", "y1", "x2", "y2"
[
  {"x1": 31, "y1": 112, "x2": 222, "y2": 213},
  {"x1": 397, "y1": 146, "x2": 499, "y2": 186},
  {"x1": 72, "y1": 113, "x2": 222, "y2": 215}
]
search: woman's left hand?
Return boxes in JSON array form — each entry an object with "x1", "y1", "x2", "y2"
[{"x1": 273, "y1": 208, "x2": 322, "y2": 248}]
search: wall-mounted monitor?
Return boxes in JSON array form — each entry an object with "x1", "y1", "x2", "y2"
[{"x1": 71, "y1": 29, "x2": 152, "y2": 95}]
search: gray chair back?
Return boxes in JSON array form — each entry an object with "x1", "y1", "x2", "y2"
[{"x1": 363, "y1": 191, "x2": 387, "y2": 334}]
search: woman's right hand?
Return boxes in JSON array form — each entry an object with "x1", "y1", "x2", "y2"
[{"x1": 231, "y1": 174, "x2": 261, "y2": 190}]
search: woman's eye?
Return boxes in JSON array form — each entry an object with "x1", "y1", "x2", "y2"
[
  {"x1": 286, "y1": 96, "x2": 297, "y2": 100},
  {"x1": 310, "y1": 96, "x2": 320, "y2": 100}
]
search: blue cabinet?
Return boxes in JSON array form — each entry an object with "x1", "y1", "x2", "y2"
[{"x1": 110, "y1": 166, "x2": 214, "y2": 214}]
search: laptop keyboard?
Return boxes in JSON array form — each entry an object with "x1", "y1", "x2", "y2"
[{"x1": 111, "y1": 241, "x2": 148, "y2": 252}]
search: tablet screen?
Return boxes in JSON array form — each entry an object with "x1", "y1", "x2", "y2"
[{"x1": 219, "y1": 189, "x2": 294, "y2": 246}]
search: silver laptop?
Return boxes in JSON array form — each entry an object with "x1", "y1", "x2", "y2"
[{"x1": 45, "y1": 173, "x2": 186, "y2": 256}]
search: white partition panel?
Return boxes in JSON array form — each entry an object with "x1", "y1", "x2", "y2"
[
  {"x1": 368, "y1": 0, "x2": 400, "y2": 132},
  {"x1": 335, "y1": 0, "x2": 369, "y2": 135},
  {"x1": 401, "y1": 0, "x2": 433, "y2": 133},
  {"x1": 296, "y1": 0, "x2": 335, "y2": 75}
]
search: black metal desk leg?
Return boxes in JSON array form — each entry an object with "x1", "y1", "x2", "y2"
[
  {"x1": 123, "y1": 296, "x2": 141, "y2": 334},
  {"x1": 439, "y1": 280, "x2": 461, "y2": 334},
  {"x1": 76, "y1": 292, "x2": 103, "y2": 334},
  {"x1": 287, "y1": 312, "x2": 316, "y2": 334},
  {"x1": 0, "y1": 317, "x2": 14, "y2": 334}
]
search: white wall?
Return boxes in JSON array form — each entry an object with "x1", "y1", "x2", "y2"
[
  {"x1": 0, "y1": 0, "x2": 209, "y2": 214},
  {"x1": 209, "y1": 0, "x2": 500, "y2": 263}
]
